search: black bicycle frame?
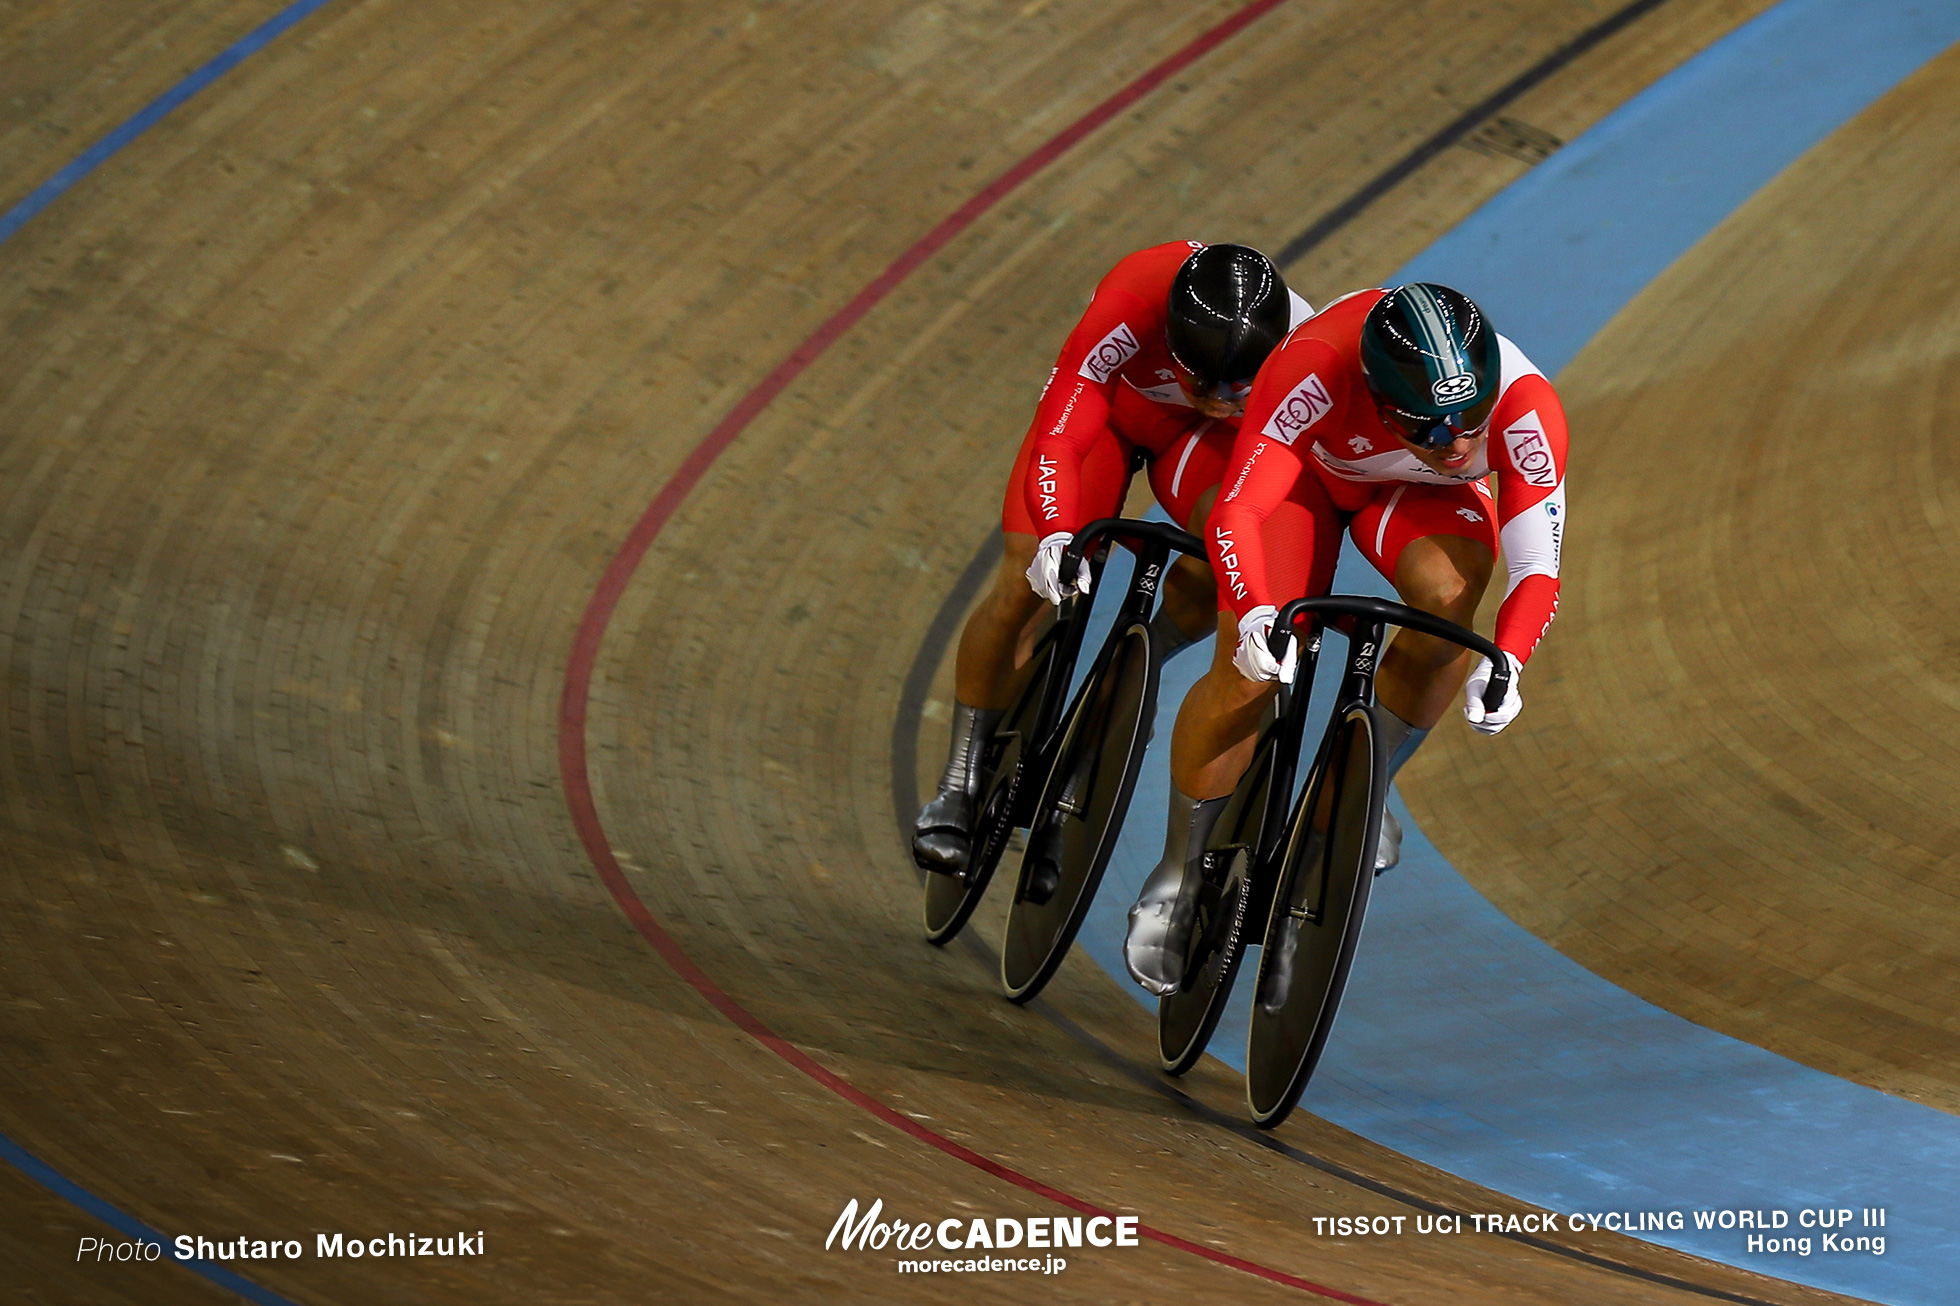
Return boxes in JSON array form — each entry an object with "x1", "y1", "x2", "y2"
[
  {"x1": 1245, "y1": 594, "x2": 1512, "y2": 883},
  {"x1": 1010, "y1": 517, "x2": 1205, "y2": 818}
]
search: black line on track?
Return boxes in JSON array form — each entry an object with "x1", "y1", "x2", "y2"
[
  {"x1": 893, "y1": 538, "x2": 1837, "y2": 1306},
  {"x1": 1275, "y1": 0, "x2": 1675, "y2": 270},
  {"x1": 887, "y1": 6, "x2": 1869, "y2": 1302}
]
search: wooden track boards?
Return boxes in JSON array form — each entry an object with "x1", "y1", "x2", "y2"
[
  {"x1": 1413, "y1": 41, "x2": 1960, "y2": 1116},
  {"x1": 0, "y1": 0, "x2": 1877, "y2": 1302}
]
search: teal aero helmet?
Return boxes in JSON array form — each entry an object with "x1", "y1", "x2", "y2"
[{"x1": 1358, "y1": 283, "x2": 1499, "y2": 426}]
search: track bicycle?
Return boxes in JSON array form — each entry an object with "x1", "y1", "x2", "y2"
[
  {"x1": 995, "y1": 517, "x2": 1207, "y2": 1002},
  {"x1": 1151, "y1": 593, "x2": 1510, "y2": 1128},
  {"x1": 919, "y1": 537, "x2": 1107, "y2": 945}
]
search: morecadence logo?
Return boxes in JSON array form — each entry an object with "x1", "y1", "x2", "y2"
[{"x1": 825, "y1": 1198, "x2": 1139, "y2": 1275}]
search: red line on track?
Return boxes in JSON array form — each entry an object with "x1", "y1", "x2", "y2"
[{"x1": 557, "y1": 3, "x2": 1387, "y2": 1301}]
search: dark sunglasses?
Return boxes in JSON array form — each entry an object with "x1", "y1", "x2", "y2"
[
  {"x1": 1377, "y1": 397, "x2": 1492, "y2": 450},
  {"x1": 1170, "y1": 358, "x2": 1255, "y2": 407}
]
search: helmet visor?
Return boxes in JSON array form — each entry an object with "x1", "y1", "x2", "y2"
[
  {"x1": 1377, "y1": 394, "x2": 1494, "y2": 449},
  {"x1": 1170, "y1": 355, "x2": 1255, "y2": 409}
]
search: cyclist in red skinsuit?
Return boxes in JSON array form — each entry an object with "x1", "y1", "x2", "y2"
[
  {"x1": 1011, "y1": 242, "x2": 1309, "y2": 573},
  {"x1": 1125, "y1": 282, "x2": 1569, "y2": 995},
  {"x1": 912, "y1": 242, "x2": 1312, "y2": 875}
]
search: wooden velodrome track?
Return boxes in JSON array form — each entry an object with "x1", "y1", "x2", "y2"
[{"x1": 0, "y1": 0, "x2": 1942, "y2": 1302}]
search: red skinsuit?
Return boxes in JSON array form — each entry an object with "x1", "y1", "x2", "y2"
[
  {"x1": 1209, "y1": 288, "x2": 1568, "y2": 663},
  {"x1": 1002, "y1": 241, "x2": 1309, "y2": 537}
]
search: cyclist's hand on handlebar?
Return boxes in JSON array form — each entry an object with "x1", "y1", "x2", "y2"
[
  {"x1": 1026, "y1": 531, "x2": 1092, "y2": 606},
  {"x1": 1463, "y1": 651, "x2": 1524, "y2": 735},
  {"x1": 1232, "y1": 606, "x2": 1298, "y2": 684}
]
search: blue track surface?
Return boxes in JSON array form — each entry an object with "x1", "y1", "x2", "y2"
[{"x1": 1078, "y1": 2, "x2": 1960, "y2": 1300}]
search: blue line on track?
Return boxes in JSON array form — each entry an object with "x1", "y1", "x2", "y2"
[
  {"x1": 0, "y1": 2, "x2": 332, "y2": 1301},
  {"x1": 1080, "y1": 2, "x2": 1960, "y2": 1302},
  {"x1": 0, "y1": 1132, "x2": 303, "y2": 1305},
  {"x1": 0, "y1": 0, "x2": 337, "y2": 248}
]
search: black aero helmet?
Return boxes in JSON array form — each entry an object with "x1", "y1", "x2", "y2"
[
  {"x1": 1359, "y1": 283, "x2": 1499, "y2": 419},
  {"x1": 1165, "y1": 244, "x2": 1291, "y2": 389}
]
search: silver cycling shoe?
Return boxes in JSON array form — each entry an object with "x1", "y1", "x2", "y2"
[
  {"x1": 1374, "y1": 808, "x2": 1402, "y2": 875},
  {"x1": 912, "y1": 789, "x2": 974, "y2": 875},
  {"x1": 1124, "y1": 857, "x2": 1203, "y2": 996}
]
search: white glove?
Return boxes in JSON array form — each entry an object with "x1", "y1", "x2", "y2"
[
  {"x1": 1026, "y1": 531, "x2": 1091, "y2": 606},
  {"x1": 1463, "y1": 652, "x2": 1524, "y2": 735},
  {"x1": 1232, "y1": 605, "x2": 1298, "y2": 684}
]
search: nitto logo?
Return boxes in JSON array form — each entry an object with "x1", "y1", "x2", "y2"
[
  {"x1": 1261, "y1": 373, "x2": 1332, "y2": 446},
  {"x1": 1503, "y1": 412, "x2": 1558, "y2": 487},
  {"x1": 1213, "y1": 527, "x2": 1248, "y2": 601},
  {"x1": 1078, "y1": 322, "x2": 1140, "y2": 384}
]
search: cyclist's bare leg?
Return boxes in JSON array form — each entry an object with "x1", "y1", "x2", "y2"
[
  {"x1": 1369, "y1": 532, "x2": 1493, "y2": 870},
  {"x1": 915, "y1": 531, "x2": 1043, "y2": 872},
  {"x1": 1375, "y1": 532, "x2": 1493, "y2": 728},
  {"x1": 1126, "y1": 614, "x2": 1272, "y2": 992},
  {"x1": 1153, "y1": 485, "x2": 1221, "y2": 649},
  {"x1": 1169, "y1": 614, "x2": 1277, "y2": 799},
  {"x1": 953, "y1": 530, "x2": 1044, "y2": 710}
]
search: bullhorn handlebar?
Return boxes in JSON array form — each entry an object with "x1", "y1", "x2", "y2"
[{"x1": 1270, "y1": 594, "x2": 1512, "y2": 714}]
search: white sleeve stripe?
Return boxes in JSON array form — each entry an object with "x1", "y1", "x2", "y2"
[{"x1": 1499, "y1": 481, "x2": 1564, "y2": 599}]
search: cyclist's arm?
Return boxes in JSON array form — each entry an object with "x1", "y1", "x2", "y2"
[
  {"x1": 1489, "y1": 374, "x2": 1569, "y2": 663},
  {"x1": 1021, "y1": 286, "x2": 1155, "y2": 535},
  {"x1": 1206, "y1": 339, "x2": 1342, "y2": 619}
]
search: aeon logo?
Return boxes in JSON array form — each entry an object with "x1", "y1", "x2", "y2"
[
  {"x1": 1503, "y1": 411, "x2": 1558, "y2": 487},
  {"x1": 1077, "y1": 322, "x2": 1140, "y2": 384},
  {"x1": 1261, "y1": 373, "x2": 1332, "y2": 446}
]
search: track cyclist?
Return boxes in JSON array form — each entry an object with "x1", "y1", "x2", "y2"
[
  {"x1": 911, "y1": 242, "x2": 1313, "y2": 875},
  {"x1": 1124, "y1": 283, "x2": 1569, "y2": 994}
]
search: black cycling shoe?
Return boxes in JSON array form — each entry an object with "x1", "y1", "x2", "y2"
[
  {"x1": 912, "y1": 789, "x2": 974, "y2": 876},
  {"x1": 1259, "y1": 825, "x2": 1322, "y2": 1012},
  {"x1": 1257, "y1": 915, "x2": 1298, "y2": 1014},
  {"x1": 1020, "y1": 818, "x2": 1062, "y2": 905}
]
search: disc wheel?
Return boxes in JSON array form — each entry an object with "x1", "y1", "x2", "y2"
[
  {"x1": 921, "y1": 638, "x2": 1055, "y2": 945},
  {"x1": 1245, "y1": 702, "x2": 1384, "y2": 1128},
  {"x1": 999, "y1": 623, "x2": 1155, "y2": 1002},
  {"x1": 1156, "y1": 737, "x2": 1274, "y2": 1074}
]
